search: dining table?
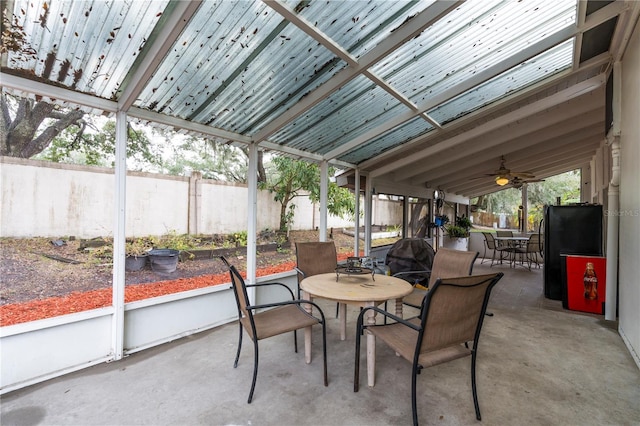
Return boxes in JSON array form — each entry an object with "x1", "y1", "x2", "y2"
[
  {"x1": 300, "y1": 270, "x2": 413, "y2": 387},
  {"x1": 494, "y1": 236, "x2": 530, "y2": 267}
]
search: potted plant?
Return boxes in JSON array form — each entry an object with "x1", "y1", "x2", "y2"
[
  {"x1": 125, "y1": 238, "x2": 151, "y2": 271},
  {"x1": 443, "y1": 215, "x2": 473, "y2": 250}
]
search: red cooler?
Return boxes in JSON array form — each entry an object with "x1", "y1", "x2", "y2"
[{"x1": 565, "y1": 255, "x2": 606, "y2": 314}]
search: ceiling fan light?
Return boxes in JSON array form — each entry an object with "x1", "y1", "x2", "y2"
[{"x1": 495, "y1": 176, "x2": 509, "y2": 186}]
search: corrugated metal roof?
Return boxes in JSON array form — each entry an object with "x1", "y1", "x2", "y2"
[
  {"x1": 3, "y1": 0, "x2": 637, "y2": 197},
  {"x1": 7, "y1": 0, "x2": 170, "y2": 98}
]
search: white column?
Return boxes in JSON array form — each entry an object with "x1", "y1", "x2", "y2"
[
  {"x1": 354, "y1": 169, "x2": 361, "y2": 255},
  {"x1": 521, "y1": 183, "x2": 528, "y2": 233},
  {"x1": 364, "y1": 175, "x2": 373, "y2": 256},
  {"x1": 111, "y1": 111, "x2": 127, "y2": 360},
  {"x1": 246, "y1": 144, "x2": 258, "y2": 285},
  {"x1": 605, "y1": 61, "x2": 622, "y2": 321},
  {"x1": 319, "y1": 161, "x2": 328, "y2": 242},
  {"x1": 605, "y1": 136, "x2": 620, "y2": 321}
]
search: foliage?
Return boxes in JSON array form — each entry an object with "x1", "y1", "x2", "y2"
[
  {"x1": 260, "y1": 156, "x2": 355, "y2": 231},
  {"x1": 125, "y1": 238, "x2": 153, "y2": 257},
  {"x1": 231, "y1": 231, "x2": 248, "y2": 247},
  {"x1": 1, "y1": 94, "x2": 86, "y2": 158},
  {"x1": 34, "y1": 120, "x2": 162, "y2": 169},
  {"x1": 445, "y1": 215, "x2": 472, "y2": 238},
  {"x1": 153, "y1": 130, "x2": 248, "y2": 181},
  {"x1": 470, "y1": 170, "x2": 581, "y2": 231}
]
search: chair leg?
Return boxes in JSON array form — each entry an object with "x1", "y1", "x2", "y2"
[
  {"x1": 411, "y1": 366, "x2": 419, "y2": 426},
  {"x1": 293, "y1": 330, "x2": 298, "y2": 353},
  {"x1": 321, "y1": 319, "x2": 328, "y2": 387},
  {"x1": 248, "y1": 340, "x2": 259, "y2": 403},
  {"x1": 234, "y1": 322, "x2": 243, "y2": 368},
  {"x1": 354, "y1": 318, "x2": 363, "y2": 392},
  {"x1": 480, "y1": 245, "x2": 488, "y2": 264},
  {"x1": 471, "y1": 350, "x2": 481, "y2": 420}
]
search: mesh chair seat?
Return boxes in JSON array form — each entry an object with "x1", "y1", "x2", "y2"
[
  {"x1": 242, "y1": 304, "x2": 321, "y2": 340},
  {"x1": 354, "y1": 273, "x2": 504, "y2": 426}
]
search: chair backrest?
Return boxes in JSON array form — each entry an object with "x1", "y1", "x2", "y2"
[
  {"x1": 220, "y1": 256, "x2": 253, "y2": 327},
  {"x1": 428, "y1": 247, "x2": 479, "y2": 286},
  {"x1": 526, "y1": 233, "x2": 541, "y2": 253},
  {"x1": 295, "y1": 241, "x2": 337, "y2": 282},
  {"x1": 418, "y1": 273, "x2": 503, "y2": 353},
  {"x1": 482, "y1": 232, "x2": 497, "y2": 249},
  {"x1": 496, "y1": 230, "x2": 513, "y2": 237}
]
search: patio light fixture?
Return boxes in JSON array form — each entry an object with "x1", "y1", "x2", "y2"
[{"x1": 495, "y1": 176, "x2": 510, "y2": 186}]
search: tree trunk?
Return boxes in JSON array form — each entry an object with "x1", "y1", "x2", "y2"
[
  {"x1": 279, "y1": 201, "x2": 288, "y2": 232},
  {"x1": 0, "y1": 95, "x2": 85, "y2": 158}
]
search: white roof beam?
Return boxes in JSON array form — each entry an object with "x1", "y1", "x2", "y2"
[
  {"x1": 117, "y1": 1, "x2": 202, "y2": 111},
  {"x1": 441, "y1": 133, "x2": 602, "y2": 190},
  {"x1": 412, "y1": 122, "x2": 602, "y2": 186},
  {"x1": 463, "y1": 155, "x2": 597, "y2": 198},
  {"x1": 370, "y1": 74, "x2": 605, "y2": 178},
  {"x1": 328, "y1": 23, "x2": 577, "y2": 160},
  {"x1": 253, "y1": 0, "x2": 462, "y2": 144},
  {"x1": 1, "y1": 72, "x2": 117, "y2": 113},
  {"x1": 572, "y1": 0, "x2": 587, "y2": 70},
  {"x1": 265, "y1": 0, "x2": 444, "y2": 137},
  {"x1": 404, "y1": 103, "x2": 603, "y2": 184}
]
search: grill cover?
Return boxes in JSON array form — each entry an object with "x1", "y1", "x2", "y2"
[{"x1": 385, "y1": 238, "x2": 435, "y2": 285}]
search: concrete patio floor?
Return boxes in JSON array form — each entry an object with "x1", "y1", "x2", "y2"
[{"x1": 2, "y1": 260, "x2": 639, "y2": 425}]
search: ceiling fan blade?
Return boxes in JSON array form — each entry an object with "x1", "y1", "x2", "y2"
[{"x1": 510, "y1": 171, "x2": 535, "y2": 179}]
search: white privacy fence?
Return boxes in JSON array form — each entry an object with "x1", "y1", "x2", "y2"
[{"x1": 0, "y1": 157, "x2": 401, "y2": 238}]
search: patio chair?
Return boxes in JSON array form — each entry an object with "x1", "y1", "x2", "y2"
[
  {"x1": 220, "y1": 256, "x2": 328, "y2": 403},
  {"x1": 481, "y1": 232, "x2": 512, "y2": 266},
  {"x1": 514, "y1": 234, "x2": 543, "y2": 270},
  {"x1": 496, "y1": 230, "x2": 514, "y2": 237},
  {"x1": 354, "y1": 272, "x2": 504, "y2": 426},
  {"x1": 402, "y1": 247, "x2": 478, "y2": 309},
  {"x1": 295, "y1": 241, "x2": 340, "y2": 316}
]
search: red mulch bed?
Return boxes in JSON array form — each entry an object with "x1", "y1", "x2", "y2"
[{"x1": 0, "y1": 255, "x2": 353, "y2": 327}]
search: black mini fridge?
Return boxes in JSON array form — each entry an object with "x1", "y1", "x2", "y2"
[{"x1": 543, "y1": 205, "x2": 603, "y2": 300}]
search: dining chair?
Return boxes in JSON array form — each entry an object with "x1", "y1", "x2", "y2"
[
  {"x1": 295, "y1": 241, "x2": 340, "y2": 316},
  {"x1": 514, "y1": 234, "x2": 543, "y2": 270},
  {"x1": 220, "y1": 256, "x2": 328, "y2": 403},
  {"x1": 495, "y1": 230, "x2": 514, "y2": 237},
  {"x1": 401, "y1": 247, "x2": 478, "y2": 309},
  {"x1": 481, "y1": 232, "x2": 512, "y2": 266},
  {"x1": 354, "y1": 272, "x2": 504, "y2": 426}
]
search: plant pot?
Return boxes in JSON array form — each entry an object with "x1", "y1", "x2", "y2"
[
  {"x1": 442, "y1": 236, "x2": 469, "y2": 251},
  {"x1": 148, "y1": 249, "x2": 180, "y2": 274},
  {"x1": 125, "y1": 254, "x2": 148, "y2": 271}
]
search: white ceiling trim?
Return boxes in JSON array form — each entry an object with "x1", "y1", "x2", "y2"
[
  {"x1": 441, "y1": 132, "x2": 602, "y2": 191},
  {"x1": 328, "y1": 23, "x2": 577, "y2": 161},
  {"x1": 410, "y1": 122, "x2": 603, "y2": 186},
  {"x1": 1, "y1": 72, "x2": 118, "y2": 113},
  {"x1": 369, "y1": 74, "x2": 605, "y2": 178},
  {"x1": 129, "y1": 106, "x2": 252, "y2": 144}
]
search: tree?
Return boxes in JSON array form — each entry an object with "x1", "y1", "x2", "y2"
[
  {"x1": 35, "y1": 120, "x2": 162, "y2": 169},
  {"x1": 1, "y1": 93, "x2": 87, "y2": 158},
  {"x1": 261, "y1": 156, "x2": 355, "y2": 231}
]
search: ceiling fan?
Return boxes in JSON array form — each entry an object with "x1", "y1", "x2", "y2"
[
  {"x1": 509, "y1": 176, "x2": 545, "y2": 189},
  {"x1": 485, "y1": 156, "x2": 536, "y2": 186}
]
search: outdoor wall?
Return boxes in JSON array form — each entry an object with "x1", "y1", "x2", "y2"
[
  {"x1": 0, "y1": 157, "x2": 402, "y2": 238},
  {"x1": 618, "y1": 22, "x2": 640, "y2": 368}
]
